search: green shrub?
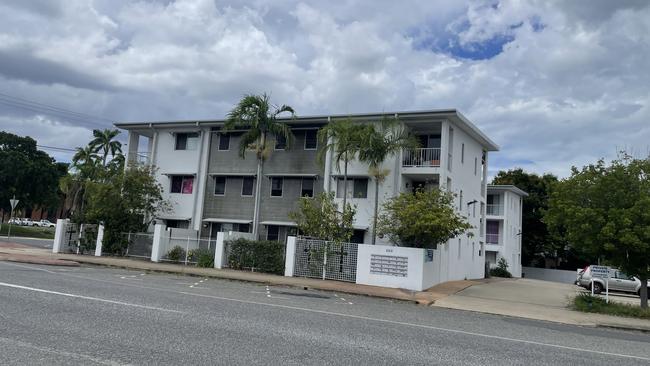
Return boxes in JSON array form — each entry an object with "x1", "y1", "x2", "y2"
[
  {"x1": 227, "y1": 238, "x2": 285, "y2": 275},
  {"x1": 190, "y1": 248, "x2": 214, "y2": 268},
  {"x1": 489, "y1": 258, "x2": 512, "y2": 278},
  {"x1": 573, "y1": 293, "x2": 650, "y2": 319},
  {"x1": 166, "y1": 245, "x2": 186, "y2": 262}
]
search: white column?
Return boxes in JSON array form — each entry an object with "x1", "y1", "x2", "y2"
[
  {"x1": 214, "y1": 231, "x2": 226, "y2": 269},
  {"x1": 151, "y1": 224, "x2": 165, "y2": 262},
  {"x1": 126, "y1": 131, "x2": 139, "y2": 167},
  {"x1": 52, "y1": 219, "x2": 68, "y2": 253},
  {"x1": 284, "y1": 236, "x2": 296, "y2": 277},
  {"x1": 94, "y1": 224, "x2": 104, "y2": 256},
  {"x1": 323, "y1": 117, "x2": 333, "y2": 193}
]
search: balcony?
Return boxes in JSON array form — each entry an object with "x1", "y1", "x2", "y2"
[
  {"x1": 402, "y1": 148, "x2": 441, "y2": 168},
  {"x1": 486, "y1": 204, "x2": 502, "y2": 216},
  {"x1": 486, "y1": 233, "x2": 500, "y2": 245}
]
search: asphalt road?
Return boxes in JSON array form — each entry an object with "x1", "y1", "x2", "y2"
[
  {"x1": 0, "y1": 261, "x2": 649, "y2": 365},
  {"x1": 1, "y1": 236, "x2": 53, "y2": 249}
]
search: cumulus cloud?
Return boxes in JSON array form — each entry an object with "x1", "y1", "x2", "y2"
[{"x1": 0, "y1": 0, "x2": 648, "y2": 178}]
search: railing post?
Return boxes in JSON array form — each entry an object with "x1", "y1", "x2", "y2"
[{"x1": 94, "y1": 224, "x2": 104, "y2": 257}]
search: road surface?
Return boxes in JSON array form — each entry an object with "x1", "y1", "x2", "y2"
[
  {"x1": 1, "y1": 236, "x2": 53, "y2": 249},
  {"x1": 0, "y1": 261, "x2": 648, "y2": 365}
]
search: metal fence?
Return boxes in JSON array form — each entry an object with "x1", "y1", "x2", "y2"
[
  {"x1": 402, "y1": 148, "x2": 441, "y2": 167},
  {"x1": 124, "y1": 232, "x2": 154, "y2": 259},
  {"x1": 293, "y1": 238, "x2": 358, "y2": 283},
  {"x1": 159, "y1": 236, "x2": 215, "y2": 265},
  {"x1": 63, "y1": 223, "x2": 98, "y2": 255}
]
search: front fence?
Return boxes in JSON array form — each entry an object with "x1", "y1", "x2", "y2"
[
  {"x1": 63, "y1": 223, "x2": 98, "y2": 255},
  {"x1": 293, "y1": 238, "x2": 358, "y2": 283},
  {"x1": 159, "y1": 236, "x2": 215, "y2": 265},
  {"x1": 124, "y1": 232, "x2": 154, "y2": 259}
]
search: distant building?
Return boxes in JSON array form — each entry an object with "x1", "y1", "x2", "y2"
[{"x1": 485, "y1": 185, "x2": 528, "y2": 277}]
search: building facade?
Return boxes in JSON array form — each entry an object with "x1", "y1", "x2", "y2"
[
  {"x1": 117, "y1": 109, "x2": 499, "y2": 281},
  {"x1": 485, "y1": 185, "x2": 528, "y2": 277}
]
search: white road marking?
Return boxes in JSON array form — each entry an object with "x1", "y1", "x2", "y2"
[
  {"x1": 178, "y1": 291, "x2": 650, "y2": 362},
  {"x1": 0, "y1": 261, "x2": 58, "y2": 274},
  {"x1": 0, "y1": 336, "x2": 124, "y2": 365},
  {"x1": 0, "y1": 281, "x2": 183, "y2": 314}
]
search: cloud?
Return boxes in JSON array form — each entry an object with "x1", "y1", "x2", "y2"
[{"x1": 0, "y1": 0, "x2": 648, "y2": 178}]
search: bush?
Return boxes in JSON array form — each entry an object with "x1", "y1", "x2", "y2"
[
  {"x1": 489, "y1": 258, "x2": 512, "y2": 278},
  {"x1": 227, "y1": 238, "x2": 284, "y2": 275},
  {"x1": 573, "y1": 293, "x2": 650, "y2": 319},
  {"x1": 166, "y1": 245, "x2": 186, "y2": 262},
  {"x1": 189, "y1": 248, "x2": 214, "y2": 268}
]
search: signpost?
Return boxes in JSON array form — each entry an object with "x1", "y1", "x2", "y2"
[
  {"x1": 590, "y1": 265, "x2": 610, "y2": 303},
  {"x1": 7, "y1": 196, "x2": 19, "y2": 239}
]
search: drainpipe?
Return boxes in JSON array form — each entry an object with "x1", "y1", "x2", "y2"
[{"x1": 323, "y1": 116, "x2": 333, "y2": 193}]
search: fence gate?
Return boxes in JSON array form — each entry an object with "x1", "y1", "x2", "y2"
[
  {"x1": 64, "y1": 223, "x2": 79, "y2": 253},
  {"x1": 293, "y1": 238, "x2": 358, "y2": 283}
]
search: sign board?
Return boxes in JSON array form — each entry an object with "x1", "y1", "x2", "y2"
[
  {"x1": 591, "y1": 265, "x2": 610, "y2": 279},
  {"x1": 9, "y1": 198, "x2": 19, "y2": 210},
  {"x1": 425, "y1": 249, "x2": 434, "y2": 262}
]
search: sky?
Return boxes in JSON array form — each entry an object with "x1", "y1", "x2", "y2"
[{"x1": 0, "y1": 0, "x2": 648, "y2": 178}]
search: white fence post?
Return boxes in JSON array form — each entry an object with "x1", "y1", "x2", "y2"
[
  {"x1": 52, "y1": 219, "x2": 68, "y2": 253},
  {"x1": 151, "y1": 224, "x2": 165, "y2": 262},
  {"x1": 214, "y1": 231, "x2": 226, "y2": 269},
  {"x1": 94, "y1": 224, "x2": 104, "y2": 257},
  {"x1": 284, "y1": 236, "x2": 296, "y2": 277}
]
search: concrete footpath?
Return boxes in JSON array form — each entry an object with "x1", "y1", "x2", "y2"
[{"x1": 2, "y1": 241, "x2": 650, "y2": 332}]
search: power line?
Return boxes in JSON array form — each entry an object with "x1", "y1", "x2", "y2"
[
  {"x1": 37, "y1": 144, "x2": 77, "y2": 152},
  {"x1": 0, "y1": 92, "x2": 115, "y2": 123}
]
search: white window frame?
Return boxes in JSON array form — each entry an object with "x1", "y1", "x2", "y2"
[
  {"x1": 241, "y1": 176, "x2": 254, "y2": 197},
  {"x1": 301, "y1": 177, "x2": 315, "y2": 197},
  {"x1": 266, "y1": 225, "x2": 280, "y2": 241},
  {"x1": 270, "y1": 177, "x2": 283, "y2": 197},
  {"x1": 304, "y1": 130, "x2": 318, "y2": 150},
  {"x1": 214, "y1": 176, "x2": 226, "y2": 196},
  {"x1": 218, "y1": 134, "x2": 230, "y2": 151},
  {"x1": 175, "y1": 132, "x2": 199, "y2": 151}
]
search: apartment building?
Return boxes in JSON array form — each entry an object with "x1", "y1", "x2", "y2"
[
  {"x1": 117, "y1": 109, "x2": 498, "y2": 280},
  {"x1": 485, "y1": 185, "x2": 528, "y2": 277}
]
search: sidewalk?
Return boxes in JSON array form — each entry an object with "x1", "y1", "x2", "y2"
[{"x1": 2, "y1": 243, "x2": 650, "y2": 332}]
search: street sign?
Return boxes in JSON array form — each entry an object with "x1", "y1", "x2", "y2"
[
  {"x1": 591, "y1": 265, "x2": 610, "y2": 279},
  {"x1": 9, "y1": 198, "x2": 19, "y2": 210},
  {"x1": 7, "y1": 196, "x2": 19, "y2": 239}
]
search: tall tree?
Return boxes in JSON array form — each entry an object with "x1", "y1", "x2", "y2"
[
  {"x1": 358, "y1": 117, "x2": 418, "y2": 244},
  {"x1": 491, "y1": 168, "x2": 566, "y2": 267},
  {"x1": 223, "y1": 93, "x2": 295, "y2": 238},
  {"x1": 317, "y1": 118, "x2": 365, "y2": 214},
  {"x1": 0, "y1": 131, "x2": 65, "y2": 219},
  {"x1": 545, "y1": 155, "x2": 650, "y2": 308},
  {"x1": 90, "y1": 128, "x2": 122, "y2": 166},
  {"x1": 288, "y1": 192, "x2": 356, "y2": 243}
]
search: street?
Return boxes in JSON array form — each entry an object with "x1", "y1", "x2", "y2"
[{"x1": 0, "y1": 261, "x2": 649, "y2": 365}]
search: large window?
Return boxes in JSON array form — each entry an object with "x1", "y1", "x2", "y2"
[
  {"x1": 336, "y1": 178, "x2": 368, "y2": 199},
  {"x1": 242, "y1": 177, "x2": 254, "y2": 196},
  {"x1": 486, "y1": 221, "x2": 500, "y2": 244},
  {"x1": 175, "y1": 132, "x2": 199, "y2": 150},
  {"x1": 271, "y1": 177, "x2": 283, "y2": 197},
  {"x1": 214, "y1": 176, "x2": 226, "y2": 195},
  {"x1": 301, "y1": 178, "x2": 314, "y2": 197},
  {"x1": 218, "y1": 134, "x2": 230, "y2": 151},
  {"x1": 267, "y1": 225, "x2": 280, "y2": 241},
  {"x1": 304, "y1": 130, "x2": 318, "y2": 150},
  {"x1": 171, "y1": 175, "x2": 194, "y2": 194},
  {"x1": 275, "y1": 135, "x2": 287, "y2": 150}
]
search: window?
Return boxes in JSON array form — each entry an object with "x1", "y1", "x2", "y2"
[
  {"x1": 486, "y1": 221, "x2": 499, "y2": 244},
  {"x1": 218, "y1": 134, "x2": 230, "y2": 151},
  {"x1": 458, "y1": 238, "x2": 461, "y2": 259},
  {"x1": 171, "y1": 175, "x2": 194, "y2": 194},
  {"x1": 301, "y1": 178, "x2": 314, "y2": 197},
  {"x1": 271, "y1": 177, "x2": 283, "y2": 197},
  {"x1": 241, "y1": 177, "x2": 254, "y2": 196},
  {"x1": 214, "y1": 176, "x2": 226, "y2": 195},
  {"x1": 238, "y1": 223, "x2": 250, "y2": 233},
  {"x1": 275, "y1": 135, "x2": 287, "y2": 150},
  {"x1": 474, "y1": 157, "x2": 477, "y2": 175},
  {"x1": 472, "y1": 242, "x2": 475, "y2": 261},
  {"x1": 304, "y1": 130, "x2": 318, "y2": 149},
  {"x1": 459, "y1": 190, "x2": 463, "y2": 210},
  {"x1": 461, "y1": 143, "x2": 465, "y2": 163},
  {"x1": 267, "y1": 225, "x2": 280, "y2": 241},
  {"x1": 336, "y1": 178, "x2": 368, "y2": 198},
  {"x1": 175, "y1": 132, "x2": 199, "y2": 150}
]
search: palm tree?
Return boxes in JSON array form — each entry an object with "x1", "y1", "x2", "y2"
[
  {"x1": 358, "y1": 117, "x2": 418, "y2": 244},
  {"x1": 317, "y1": 118, "x2": 365, "y2": 215},
  {"x1": 224, "y1": 93, "x2": 296, "y2": 238},
  {"x1": 72, "y1": 145, "x2": 99, "y2": 179},
  {"x1": 90, "y1": 129, "x2": 122, "y2": 166}
]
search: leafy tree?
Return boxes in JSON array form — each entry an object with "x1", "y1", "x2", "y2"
[
  {"x1": 491, "y1": 168, "x2": 569, "y2": 267},
  {"x1": 0, "y1": 131, "x2": 66, "y2": 220},
  {"x1": 358, "y1": 117, "x2": 418, "y2": 244},
  {"x1": 288, "y1": 192, "x2": 357, "y2": 243},
  {"x1": 72, "y1": 145, "x2": 100, "y2": 180},
  {"x1": 83, "y1": 164, "x2": 170, "y2": 254},
  {"x1": 317, "y1": 119, "x2": 366, "y2": 213},
  {"x1": 223, "y1": 93, "x2": 295, "y2": 238},
  {"x1": 90, "y1": 128, "x2": 123, "y2": 166},
  {"x1": 545, "y1": 156, "x2": 650, "y2": 308},
  {"x1": 377, "y1": 188, "x2": 472, "y2": 249}
]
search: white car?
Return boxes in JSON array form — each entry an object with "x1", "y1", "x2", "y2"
[
  {"x1": 20, "y1": 218, "x2": 34, "y2": 226},
  {"x1": 36, "y1": 220, "x2": 56, "y2": 228},
  {"x1": 577, "y1": 265, "x2": 650, "y2": 296}
]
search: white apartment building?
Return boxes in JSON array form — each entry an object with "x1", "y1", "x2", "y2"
[{"x1": 485, "y1": 185, "x2": 528, "y2": 277}]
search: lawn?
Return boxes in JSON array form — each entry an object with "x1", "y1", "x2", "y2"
[
  {"x1": 573, "y1": 293, "x2": 650, "y2": 319},
  {"x1": 0, "y1": 224, "x2": 55, "y2": 239}
]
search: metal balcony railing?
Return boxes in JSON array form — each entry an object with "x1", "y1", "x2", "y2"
[
  {"x1": 486, "y1": 233, "x2": 500, "y2": 245},
  {"x1": 402, "y1": 148, "x2": 441, "y2": 167},
  {"x1": 486, "y1": 204, "x2": 502, "y2": 216}
]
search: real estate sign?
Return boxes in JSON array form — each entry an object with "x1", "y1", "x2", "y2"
[{"x1": 590, "y1": 265, "x2": 610, "y2": 302}]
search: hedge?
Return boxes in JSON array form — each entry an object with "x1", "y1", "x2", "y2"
[{"x1": 226, "y1": 238, "x2": 285, "y2": 275}]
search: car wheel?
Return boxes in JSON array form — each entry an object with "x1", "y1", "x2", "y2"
[{"x1": 592, "y1": 282, "x2": 603, "y2": 294}]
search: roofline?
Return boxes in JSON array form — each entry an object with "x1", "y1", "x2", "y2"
[
  {"x1": 115, "y1": 108, "x2": 499, "y2": 151},
  {"x1": 487, "y1": 184, "x2": 529, "y2": 197}
]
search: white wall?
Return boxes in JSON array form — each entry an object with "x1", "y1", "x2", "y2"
[
  {"x1": 356, "y1": 244, "x2": 436, "y2": 291},
  {"x1": 522, "y1": 267, "x2": 578, "y2": 284}
]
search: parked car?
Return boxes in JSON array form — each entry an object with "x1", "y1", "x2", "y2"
[
  {"x1": 18, "y1": 218, "x2": 34, "y2": 226},
  {"x1": 36, "y1": 219, "x2": 56, "y2": 228},
  {"x1": 7, "y1": 218, "x2": 20, "y2": 225},
  {"x1": 577, "y1": 265, "x2": 650, "y2": 296}
]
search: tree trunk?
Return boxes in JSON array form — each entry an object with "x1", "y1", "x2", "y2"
[
  {"x1": 640, "y1": 277, "x2": 648, "y2": 309},
  {"x1": 252, "y1": 133, "x2": 266, "y2": 240},
  {"x1": 371, "y1": 178, "x2": 379, "y2": 244}
]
